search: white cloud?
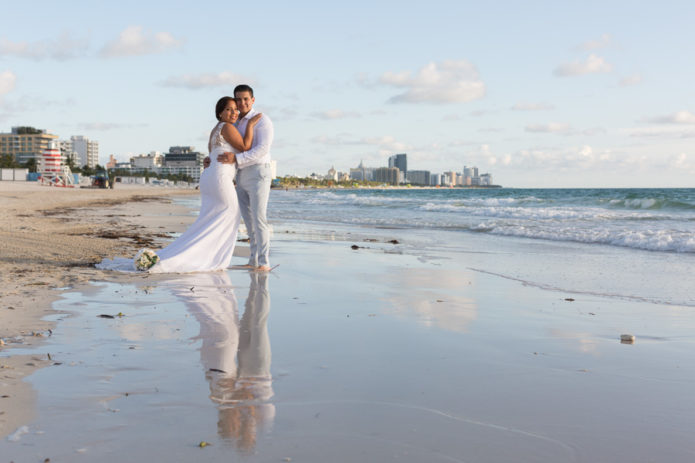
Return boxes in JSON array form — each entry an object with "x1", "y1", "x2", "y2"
[
  {"x1": 525, "y1": 122, "x2": 572, "y2": 133},
  {"x1": 101, "y1": 26, "x2": 182, "y2": 57},
  {"x1": 447, "y1": 139, "x2": 478, "y2": 147},
  {"x1": 582, "y1": 127, "x2": 607, "y2": 136},
  {"x1": 311, "y1": 109, "x2": 361, "y2": 120},
  {"x1": 643, "y1": 110, "x2": 695, "y2": 125},
  {"x1": 77, "y1": 122, "x2": 148, "y2": 131},
  {"x1": 380, "y1": 60, "x2": 485, "y2": 104},
  {"x1": 0, "y1": 70, "x2": 16, "y2": 96},
  {"x1": 627, "y1": 127, "x2": 695, "y2": 139},
  {"x1": 578, "y1": 34, "x2": 612, "y2": 51},
  {"x1": 311, "y1": 135, "x2": 347, "y2": 145},
  {"x1": 511, "y1": 102, "x2": 555, "y2": 111},
  {"x1": 361, "y1": 135, "x2": 412, "y2": 152},
  {"x1": 470, "y1": 144, "x2": 502, "y2": 166},
  {"x1": 259, "y1": 105, "x2": 298, "y2": 121},
  {"x1": 509, "y1": 145, "x2": 616, "y2": 170},
  {"x1": 619, "y1": 74, "x2": 642, "y2": 87},
  {"x1": 669, "y1": 153, "x2": 695, "y2": 173},
  {"x1": 554, "y1": 54, "x2": 613, "y2": 77},
  {"x1": 312, "y1": 133, "x2": 412, "y2": 153},
  {"x1": 0, "y1": 33, "x2": 88, "y2": 60},
  {"x1": 159, "y1": 71, "x2": 251, "y2": 89}
]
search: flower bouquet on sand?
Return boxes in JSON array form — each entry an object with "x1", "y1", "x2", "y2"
[{"x1": 134, "y1": 249, "x2": 160, "y2": 271}]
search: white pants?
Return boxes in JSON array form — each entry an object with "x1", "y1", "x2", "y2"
[{"x1": 235, "y1": 163, "x2": 272, "y2": 267}]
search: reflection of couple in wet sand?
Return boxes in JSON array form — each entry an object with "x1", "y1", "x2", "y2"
[{"x1": 170, "y1": 271, "x2": 273, "y2": 452}]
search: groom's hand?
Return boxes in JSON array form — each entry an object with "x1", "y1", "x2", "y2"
[
  {"x1": 217, "y1": 152, "x2": 237, "y2": 164},
  {"x1": 203, "y1": 156, "x2": 211, "y2": 169}
]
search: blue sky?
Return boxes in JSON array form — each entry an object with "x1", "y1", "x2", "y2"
[{"x1": 1, "y1": 0, "x2": 693, "y2": 187}]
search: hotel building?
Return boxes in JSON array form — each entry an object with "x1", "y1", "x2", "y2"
[
  {"x1": 0, "y1": 126, "x2": 59, "y2": 164},
  {"x1": 70, "y1": 135, "x2": 99, "y2": 168}
]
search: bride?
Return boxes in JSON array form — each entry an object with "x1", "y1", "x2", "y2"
[{"x1": 98, "y1": 96, "x2": 261, "y2": 273}]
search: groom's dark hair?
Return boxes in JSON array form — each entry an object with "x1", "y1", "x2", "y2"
[{"x1": 234, "y1": 84, "x2": 254, "y2": 97}]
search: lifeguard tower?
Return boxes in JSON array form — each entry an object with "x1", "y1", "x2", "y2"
[{"x1": 40, "y1": 140, "x2": 75, "y2": 187}]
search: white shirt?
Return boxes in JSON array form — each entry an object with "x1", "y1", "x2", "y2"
[{"x1": 235, "y1": 108, "x2": 273, "y2": 169}]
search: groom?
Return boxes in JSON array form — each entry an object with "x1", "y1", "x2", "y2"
[{"x1": 217, "y1": 84, "x2": 274, "y2": 271}]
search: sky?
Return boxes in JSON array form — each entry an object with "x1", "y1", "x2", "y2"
[{"x1": 0, "y1": 0, "x2": 693, "y2": 187}]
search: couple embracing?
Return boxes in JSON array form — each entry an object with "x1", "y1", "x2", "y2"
[{"x1": 98, "y1": 84, "x2": 274, "y2": 274}]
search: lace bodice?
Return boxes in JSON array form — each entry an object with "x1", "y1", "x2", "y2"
[{"x1": 210, "y1": 122, "x2": 239, "y2": 154}]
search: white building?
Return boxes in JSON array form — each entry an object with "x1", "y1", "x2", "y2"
[
  {"x1": 162, "y1": 146, "x2": 203, "y2": 182},
  {"x1": 131, "y1": 151, "x2": 164, "y2": 171},
  {"x1": 59, "y1": 140, "x2": 76, "y2": 165},
  {"x1": 327, "y1": 166, "x2": 338, "y2": 181},
  {"x1": 445, "y1": 171, "x2": 458, "y2": 187},
  {"x1": 349, "y1": 160, "x2": 375, "y2": 181},
  {"x1": 70, "y1": 135, "x2": 99, "y2": 168}
]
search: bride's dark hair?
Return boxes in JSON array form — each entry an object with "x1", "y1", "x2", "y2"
[{"x1": 215, "y1": 96, "x2": 235, "y2": 121}]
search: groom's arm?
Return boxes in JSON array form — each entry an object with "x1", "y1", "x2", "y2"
[{"x1": 235, "y1": 116, "x2": 274, "y2": 169}]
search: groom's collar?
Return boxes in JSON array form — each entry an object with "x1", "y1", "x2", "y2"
[{"x1": 241, "y1": 108, "x2": 258, "y2": 120}]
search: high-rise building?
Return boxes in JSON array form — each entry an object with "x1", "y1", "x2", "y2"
[
  {"x1": 350, "y1": 160, "x2": 375, "y2": 181},
  {"x1": 70, "y1": 135, "x2": 99, "y2": 168},
  {"x1": 406, "y1": 170, "x2": 431, "y2": 186},
  {"x1": 388, "y1": 153, "x2": 407, "y2": 178},
  {"x1": 445, "y1": 171, "x2": 458, "y2": 187},
  {"x1": 373, "y1": 167, "x2": 400, "y2": 185},
  {"x1": 162, "y1": 146, "x2": 204, "y2": 181},
  {"x1": 0, "y1": 126, "x2": 59, "y2": 165}
]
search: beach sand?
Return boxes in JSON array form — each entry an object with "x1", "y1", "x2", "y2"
[
  {"x1": 2, "y1": 184, "x2": 694, "y2": 461},
  {"x1": 0, "y1": 181, "x2": 198, "y2": 436}
]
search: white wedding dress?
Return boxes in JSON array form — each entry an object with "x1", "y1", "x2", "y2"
[{"x1": 97, "y1": 122, "x2": 241, "y2": 273}]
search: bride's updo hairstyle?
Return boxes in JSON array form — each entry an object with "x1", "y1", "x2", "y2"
[{"x1": 216, "y1": 96, "x2": 235, "y2": 121}]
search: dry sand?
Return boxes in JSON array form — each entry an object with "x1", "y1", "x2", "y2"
[{"x1": 0, "y1": 181, "x2": 198, "y2": 437}]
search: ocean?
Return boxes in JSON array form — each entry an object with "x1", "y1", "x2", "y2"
[
  {"x1": 176, "y1": 187, "x2": 694, "y2": 308},
  {"x1": 269, "y1": 188, "x2": 695, "y2": 254}
]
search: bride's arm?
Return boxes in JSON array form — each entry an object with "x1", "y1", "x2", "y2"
[
  {"x1": 221, "y1": 114, "x2": 263, "y2": 152},
  {"x1": 241, "y1": 114, "x2": 262, "y2": 151}
]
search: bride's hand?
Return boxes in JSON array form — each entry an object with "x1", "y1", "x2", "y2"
[{"x1": 249, "y1": 113, "x2": 263, "y2": 126}]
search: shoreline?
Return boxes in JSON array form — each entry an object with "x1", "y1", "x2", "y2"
[
  {"x1": 0, "y1": 182, "x2": 199, "y2": 437},
  {"x1": 274, "y1": 184, "x2": 503, "y2": 190}
]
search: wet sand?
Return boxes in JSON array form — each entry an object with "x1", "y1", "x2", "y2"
[
  {"x1": 2, "y1": 185, "x2": 695, "y2": 461},
  {"x1": 0, "y1": 181, "x2": 198, "y2": 436}
]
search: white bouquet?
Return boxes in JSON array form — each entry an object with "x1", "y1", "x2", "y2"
[{"x1": 134, "y1": 249, "x2": 160, "y2": 271}]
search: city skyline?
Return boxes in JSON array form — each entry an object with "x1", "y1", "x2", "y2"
[{"x1": 1, "y1": 1, "x2": 694, "y2": 187}]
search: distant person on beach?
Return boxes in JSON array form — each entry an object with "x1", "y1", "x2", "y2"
[{"x1": 215, "y1": 84, "x2": 274, "y2": 272}]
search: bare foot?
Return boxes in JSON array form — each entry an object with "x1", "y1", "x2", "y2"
[{"x1": 255, "y1": 265, "x2": 272, "y2": 272}]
